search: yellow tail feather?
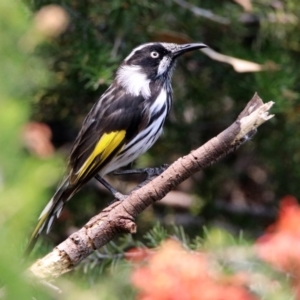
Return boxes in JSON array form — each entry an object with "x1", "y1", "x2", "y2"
[
  {"x1": 25, "y1": 211, "x2": 50, "y2": 255},
  {"x1": 29, "y1": 212, "x2": 49, "y2": 242}
]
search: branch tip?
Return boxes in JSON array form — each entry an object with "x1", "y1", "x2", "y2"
[{"x1": 235, "y1": 100, "x2": 274, "y2": 142}]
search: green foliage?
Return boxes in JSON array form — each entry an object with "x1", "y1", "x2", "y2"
[
  {"x1": 1, "y1": 0, "x2": 300, "y2": 298},
  {"x1": 0, "y1": 1, "x2": 61, "y2": 298}
]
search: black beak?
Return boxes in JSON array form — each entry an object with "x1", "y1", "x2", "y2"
[{"x1": 172, "y1": 43, "x2": 208, "y2": 58}]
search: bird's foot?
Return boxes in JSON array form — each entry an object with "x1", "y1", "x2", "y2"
[{"x1": 113, "y1": 164, "x2": 169, "y2": 180}]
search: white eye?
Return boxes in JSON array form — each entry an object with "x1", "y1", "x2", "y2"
[{"x1": 150, "y1": 51, "x2": 159, "y2": 58}]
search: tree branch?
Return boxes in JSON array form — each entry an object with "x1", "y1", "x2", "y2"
[{"x1": 28, "y1": 93, "x2": 274, "y2": 280}]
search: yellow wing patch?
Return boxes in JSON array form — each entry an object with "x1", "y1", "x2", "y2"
[{"x1": 77, "y1": 130, "x2": 126, "y2": 179}]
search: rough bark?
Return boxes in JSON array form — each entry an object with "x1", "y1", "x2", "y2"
[{"x1": 28, "y1": 93, "x2": 274, "y2": 280}]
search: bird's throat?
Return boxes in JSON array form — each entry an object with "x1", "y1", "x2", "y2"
[{"x1": 116, "y1": 65, "x2": 151, "y2": 99}]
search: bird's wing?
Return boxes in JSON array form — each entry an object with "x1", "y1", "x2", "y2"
[{"x1": 68, "y1": 87, "x2": 149, "y2": 184}]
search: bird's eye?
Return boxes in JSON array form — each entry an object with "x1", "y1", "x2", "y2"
[{"x1": 150, "y1": 51, "x2": 159, "y2": 58}]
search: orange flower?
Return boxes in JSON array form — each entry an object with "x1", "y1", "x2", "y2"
[
  {"x1": 131, "y1": 240, "x2": 256, "y2": 300},
  {"x1": 255, "y1": 196, "x2": 300, "y2": 297},
  {"x1": 270, "y1": 195, "x2": 300, "y2": 237},
  {"x1": 256, "y1": 196, "x2": 300, "y2": 272}
]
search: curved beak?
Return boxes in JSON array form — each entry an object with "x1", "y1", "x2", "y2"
[{"x1": 172, "y1": 43, "x2": 208, "y2": 58}]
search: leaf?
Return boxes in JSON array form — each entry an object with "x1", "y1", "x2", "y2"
[{"x1": 201, "y1": 48, "x2": 279, "y2": 73}]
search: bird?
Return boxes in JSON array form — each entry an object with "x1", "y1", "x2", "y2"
[{"x1": 26, "y1": 41, "x2": 207, "y2": 254}]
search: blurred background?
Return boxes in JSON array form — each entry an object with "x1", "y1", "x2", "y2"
[{"x1": 1, "y1": 0, "x2": 300, "y2": 298}]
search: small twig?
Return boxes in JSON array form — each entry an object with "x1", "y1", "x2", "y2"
[
  {"x1": 173, "y1": 0, "x2": 230, "y2": 25},
  {"x1": 39, "y1": 280, "x2": 62, "y2": 295},
  {"x1": 28, "y1": 93, "x2": 274, "y2": 281},
  {"x1": 111, "y1": 34, "x2": 124, "y2": 58}
]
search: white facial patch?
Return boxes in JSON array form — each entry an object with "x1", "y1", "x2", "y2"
[
  {"x1": 124, "y1": 43, "x2": 155, "y2": 62},
  {"x1": 157, "y1": 56, "x2": 172, "y2": 77},
  {"x1": 116, "y1": 65, "x2": 151, "y2": 99}
]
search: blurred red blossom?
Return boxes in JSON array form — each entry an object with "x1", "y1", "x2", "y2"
[
  {"x1": 131, "y1": 239, "x2": 257, "y2": 300},
  {"x1": 255, "y1": 195, "x2": 300, "y2": 297},
  {"x1": 21, "y1": 122, "x2": 54, "y2": 158}
]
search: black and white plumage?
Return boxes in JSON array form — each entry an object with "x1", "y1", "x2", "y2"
[{"x1": 26, "y1": 42, "x2": 207, "y2": 254}]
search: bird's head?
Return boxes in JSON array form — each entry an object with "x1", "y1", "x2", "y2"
[{"x1": 116, "y1": 42, "x2": 207, "y2": 98}]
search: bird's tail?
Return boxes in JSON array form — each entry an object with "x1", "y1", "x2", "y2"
[{"x1": 25, "y1": 176, "x2": 77, "y2": 255}]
